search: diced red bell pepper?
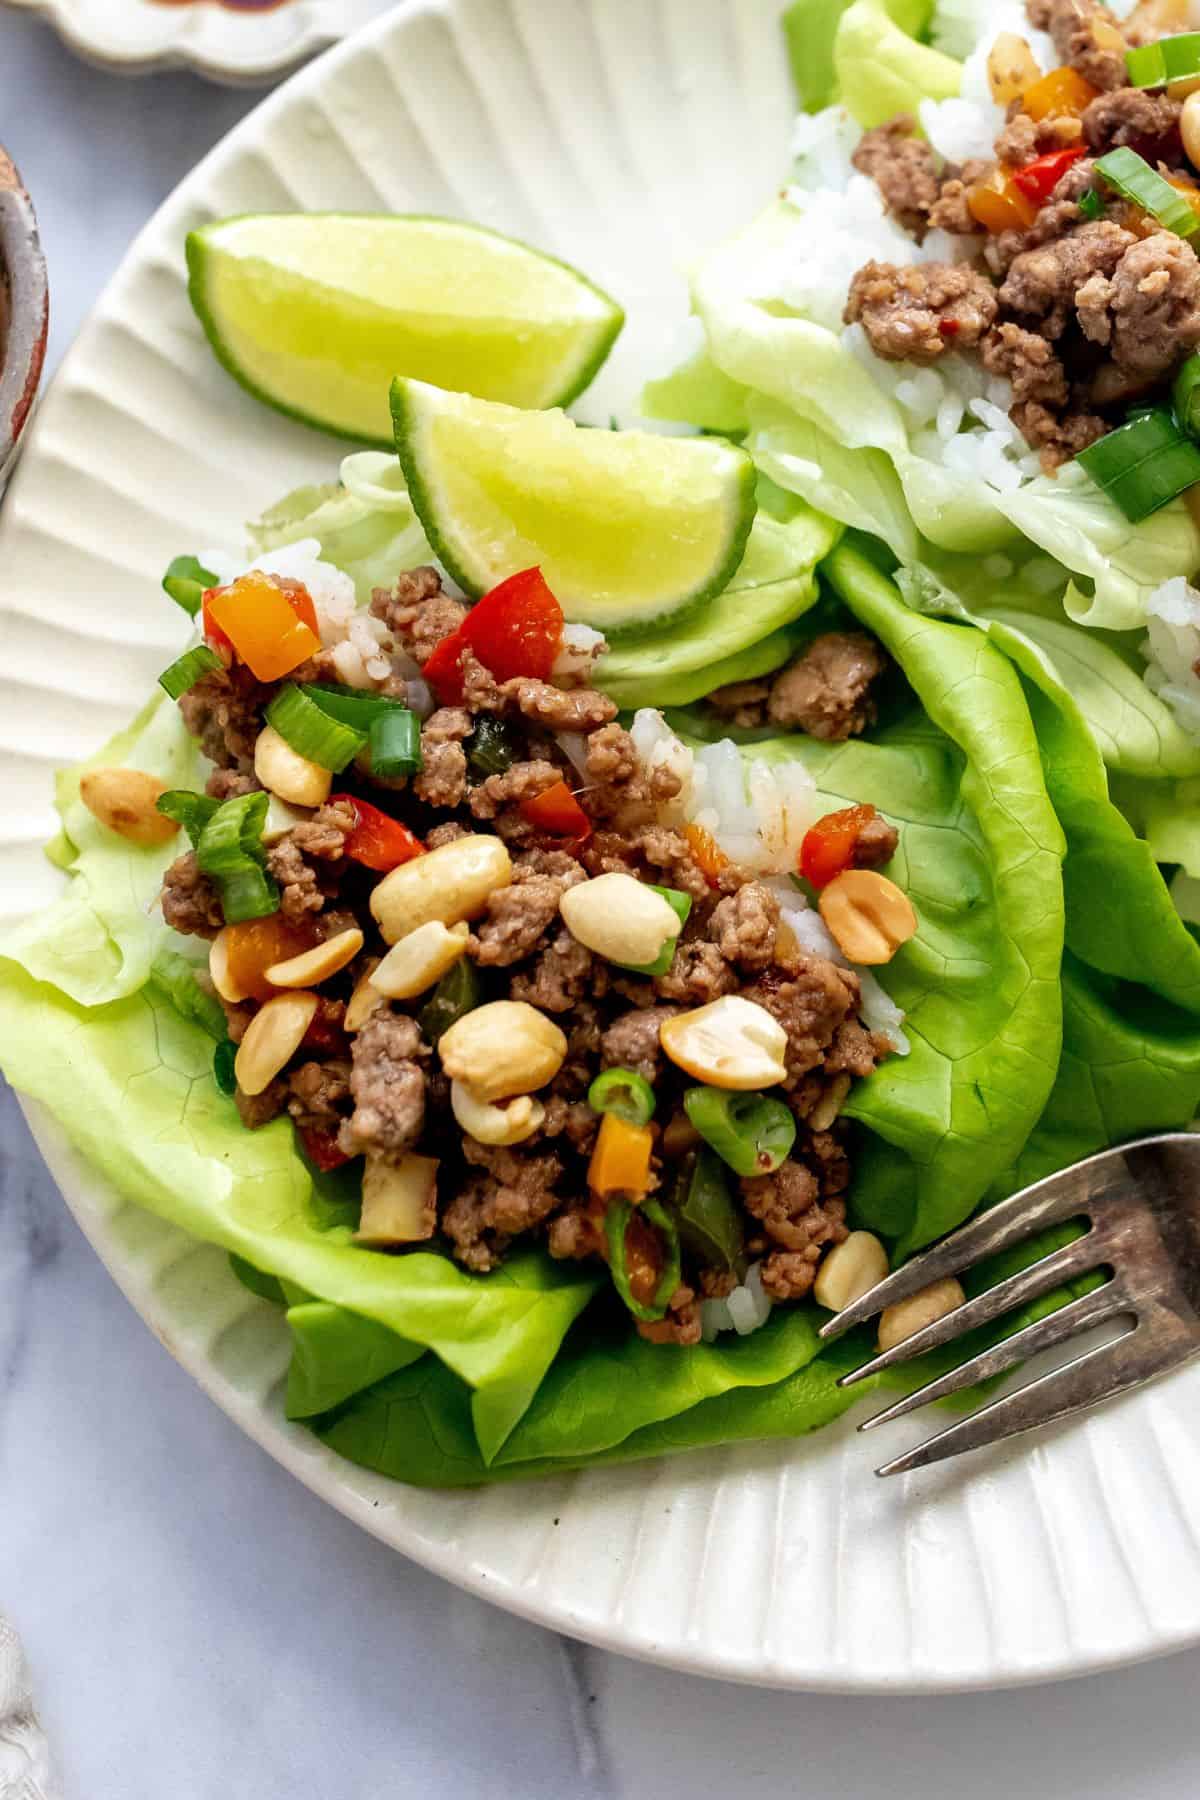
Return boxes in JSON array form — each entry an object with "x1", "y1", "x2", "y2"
[
  {"x1": 331, "y1": 794, "x2": 426, "y2": 873},
  {"x1": 799, "y1": 804, "x2": 879, "y2": 889},
  {"x1": 298, "y1": 1124, "x2": 351, "y2": 1172},
  {"x1": 519, "y1": 779, "x2": 592, "y2": 842},
  {"x1": 301, "y1": 1007, "x2": 350, "y2": 1059},
  {"x1": 1011, "y1": 145, "x2": 1087, "y2": 206},
  {"x1": 422, "y1": 567, "x2": 564, "y2": 704},
  {"x1": 203, "y1": 572, "x2": 321, "y2": 680}
]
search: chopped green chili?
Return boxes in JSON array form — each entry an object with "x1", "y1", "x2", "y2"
[
  {"x1": 467, "y1": 715, "x2": 521, "y2": 777},
  {"x1": 419, "y1": 956, "x2": 484, "y2": 1045},
  {"x1": 683, "y1": 1086, "x2": 797, "y2": 1178},
  {"x1": 604, "y1": 1196, "x2": 682, "y2": 1323},
  {"x1": 587, "y1": 1067, "x2": 656, "y2": 1126}
]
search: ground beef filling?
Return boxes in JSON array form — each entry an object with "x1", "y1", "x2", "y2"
[
  {"x1": 845, "y1": 1, "x2": 1200, "y2": 466},
  {"x1": 159, "y1": 569, "x2": 897, "y2": 1340}
]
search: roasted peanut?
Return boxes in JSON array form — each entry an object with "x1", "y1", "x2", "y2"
[
  {"x1": 439, "y1": 999, "x2": 567, "y2": 1102},
  {"x1": 79, "y1": 767, "x2": 179, "y2": 848},
  {"x1": 356, "y1": 1152, "x2": 439, "y2": 1245},
  {"x1": 233, "y1": 990, "x2": 318, "y2": 1095},
  {"x1": 371, "y1": 919, "x2": 470, "y2": 1000},
  {"x1": 1183, "y1": 90, "x2": 1200, "y2": 163},
  {"x1": 559, "y1": 872, "x2": 682, "y2": 966},
  {"x1": 819, "y1": 870, "x2": 916, "y2": 965},
  {"x1": 265, "y1": 926, "x2": 363, "y2": 988},
  {"x1": 878, "y1": 1277, "x2": 966, "y2": 1353},
  {"x1": 253, "y1": 726, "x2": 331, "y2": 808},
  {"x1": 209, "y1": 928, "x2": 248, "y2": 1005},
  {"x1": 814, "y1": 1231, "x2": 890, "y2": 1314},
  {"x1": 659, "y1": 995, "x2": 788, "y2": 1090},
  {"x1": 807, "y1": 1073, "x2": 851, "y2": 1133},
  {"x1": 370, "y1": 833, "x2": 511, "y2": 945},
  {"x1": 344, "y1": 960, "x2": 386, "y2": 1033},
  {"x1": 450, "y1": 1080, "x2": 545, "y2": 1147}
]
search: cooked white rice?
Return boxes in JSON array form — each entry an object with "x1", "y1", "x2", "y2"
[
  {"x1": 1144, "y1": 578, "x2": 1200, "y2": 738},
  {"x1": 699, "y1": 1261, "x2": 773, "y2": 1342}
]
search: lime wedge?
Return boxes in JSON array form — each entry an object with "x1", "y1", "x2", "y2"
[
  {"x1": 391, "y1": 379, "x2": 757, "y2": 638},
  {"x1": 186, "y1": 214, "x2": 624, "y2": 446}
]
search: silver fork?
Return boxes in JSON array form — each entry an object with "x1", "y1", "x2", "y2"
[{"x1": 819, "y1": 1132, "x2": 1200, "y2": 1477}]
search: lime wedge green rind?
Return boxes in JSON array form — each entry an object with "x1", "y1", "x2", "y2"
[
  {"x1": 186, "y1": 213, "x2": 625, "y2": 447},
  {"x1": 391, "y1": 378, "x2": 758, "y2": 640}
]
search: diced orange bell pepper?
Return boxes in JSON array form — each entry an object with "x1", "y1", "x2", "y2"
[
  {"x1": 1166, "y1": 174, "x2": 1200, "y2": 223},
  {"x1": 1022, "y1": 66, "x2": 1099, "y2": 122},
  {"x1": 222, "y1": 915, "x2": 319, "y2": 1003},
  {"x1": 587, "y1": 1113, "x2": 655, "y2": 1199},
  {"x1": 684, "y1": 822, "x2": 729, "y2": 885},
  {"x1": 205, "y1": 570, "x2": 321, "y2": 682},
  {"x1": 967, "y1": 166, "x2": 1040, "y2": 233}
]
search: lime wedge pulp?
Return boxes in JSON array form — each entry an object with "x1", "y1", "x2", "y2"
[
  {"x1": 186, "y1": 214, "x2": 625, "y2": 446},
  {"x1": 391, "y1": 379, "x2": 758, "y2": 639}
]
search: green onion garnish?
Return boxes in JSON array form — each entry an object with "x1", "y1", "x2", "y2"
[
  {"x1": 1077, "y1": 188, "x2": 1104, "y2": 221},
  {"x1": 157, "y1": 789, "x2": 219, "y2": 848},
  {"x1": 604, "y1": 1196, "x2": 682, "y2": 1323},
  {"x1": 158, "y1": 643, "x2": 223, "y2": 701},
  {"x1": 368, "y1": 708, "x2": 422, "y2": 779},
  {"x1": 419, "y1": 956, "x2": 484, "y2": 1046},
  {"x1": 1126, "y1": 41, "x2": 1166, "y2": 88},
  {"x1": 195, "y1": 791, "x2": 279, "y2": 923},
  {"x1": 162, "y1": 554, "x2": 218, "y2": 618},
  {"x1": 615, "y1": 885, "x2": 693, "y2": 975},
  {"x1": 467, "y1": 715, "x2": 521, "y2": 777},
  {"x1": 303, "y1": 684, "x2": 404, "y2": 729},
  {"x1": 670, "y1": 1147, "x2": 744, "y2": 1274},
  {"x1": 1076, "y1": 406, "x2": 1200, "y2": 521},
  {"x1": 683, "y1": 1087, "x2": 797, "y2": 1178},
  {"x1": 266, "y1": 683, "x2": 367, "y2": 772},
  {"x1": 213, "y1": 1038, "x2": 239, "y2": 1094},
  {"x1": 587, "y1": 1067, "x2": 656, "y2": 1126},
  {"x1": 1094, "y1": 147, "x2": 1200, "y2": 239},
  {"x1": 1174, "y1": 353, "x2": 1200, "y2": 439}
]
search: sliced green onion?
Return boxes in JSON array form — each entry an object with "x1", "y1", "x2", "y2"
[
  {"x1": 1076, "y1": 407, "x2": 1200, "y2": 520},
  {"x1": 303, "y1": 684, "x2": 405, "y2": 729},
  {"x1": 604, "y1": 1196, "x2": 682, "y2": 1324},
  {"x1": 162, "y1": 554, "x2": 218, "y2": 618},
  {"x1": 587, "y1": 1067, "x2": 656, "y2": 1126},
  {"x1": 158, "y1": 643, "x2": 223, "y2": 701},
  {"x1": 615, "y1": 886, "x2": 694, "y2": 976},
  {"x1": 215, "y1": 864, "x2": 280, "y2": 924},
  {"x1": 266, "y1": 684, "x2": 367, "y2": 772},
  {"x1": 213, "y1": 1038, "x2": 239, "y2": 1094},
  {"x1": 1077, "y1": 188, "x2": 1104, "y2": 221},
  {"x1": 1161, "y1": 31, "x2": 1200, "y2": 83},
  {"x1": 195, "y1": 790, "x2": 270, "y2": 877},
  {"x1": 467, "y1": 715, "x2": 521, "y2": 777},
  {"x1": 419, "y1": 956, "x2": 484, "y2": 1046},
  {"x1": 368, "y1": 708, "x2": 422, "y2": 779},
  {"x1": 1126, "y1": 41, "x2": 1165, "y2": 87},
  {"x1": 670, "y1": 1147, "x2": 744, "y2": 1275},
  {"x1": 683, "y1": 1087, "x2": 797, "y2": 1178},
  {"x1": 1175, "y1": 353, "x2": 1200, "y2": 439},
  {"x1": 156, "y1": 789, "x2": 219, "y2": 849},
  {"x1": 195, "y1": 791, "x2": 279, "y2": 923},
  {"x1": 1094, "y1": 147, "x2": 1200, "y2": 238}
]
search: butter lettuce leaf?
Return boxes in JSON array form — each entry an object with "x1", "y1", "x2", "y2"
[{"x1": 247, "y1": 451, "x2": 433, "y2": 606}]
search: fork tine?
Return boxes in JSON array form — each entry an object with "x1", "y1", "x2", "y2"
[
  {"x1": 819, "y1": 1161, "x2": 1097, "y2": 1343},
  {"x1": 857, "y1": 1283, "x2": 1122, "y2": 1431},
  {"x1": 874, "y1": 1318, "x2": 1146, "y2": 1477},
  {"x1": 838, "y1": 1230, "x2": 1104, "y2": 1388}
]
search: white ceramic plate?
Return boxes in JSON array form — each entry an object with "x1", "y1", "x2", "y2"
[
  {"x1": 5, "y1": 0, "x2": 1200, "y2": 1692},
  {"x1": 1, "y1": 0, "x2": 393, "y2": 85}
]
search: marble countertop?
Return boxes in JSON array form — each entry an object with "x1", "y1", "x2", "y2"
[{"x1": 4, "y1": 15, "x2": 1200, "y2": 1795}]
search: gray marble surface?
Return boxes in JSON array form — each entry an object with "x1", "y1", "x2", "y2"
[{"x1": 5, "y1": 13, "x2": 1200, "y2": 1795}]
